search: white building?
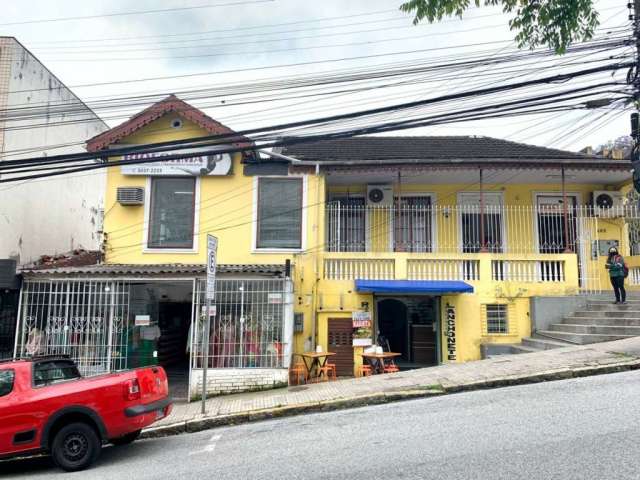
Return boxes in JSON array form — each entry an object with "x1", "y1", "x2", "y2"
[{"x1": 0, "y1": 37, "x2": 108, "y2": 264}]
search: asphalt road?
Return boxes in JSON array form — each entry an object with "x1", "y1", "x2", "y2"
[{"x1": 3, "y1": 370, "x2": 640, "y2": 480}]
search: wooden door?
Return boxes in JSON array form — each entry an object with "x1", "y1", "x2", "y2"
[{"x1": 328, "y1": 319, "x2": 354, "y2": 376}]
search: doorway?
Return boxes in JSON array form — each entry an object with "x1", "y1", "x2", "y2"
[
  {"x1": 328, "y1": 318, "x2": 354, "y2": 376},
  {"x1": 376, "y1": 296, "x2": 440, "y2": 369},
  {"x1": 128, "y1": 281, "x2": 193, "y2": 401}
]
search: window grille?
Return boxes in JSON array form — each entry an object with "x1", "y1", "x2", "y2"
[
  {"x1": 486, "y1": 304, "x2": 508, "y2": 334},
  {"x1": 18, "y1": 280, "x2": 130, "y2": 376},
  {"x1": 191, "y1": 278, "x2": 289, "y2": 369}
]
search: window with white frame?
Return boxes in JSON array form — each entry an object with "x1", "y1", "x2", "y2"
[
  {"x1": 459, "y1": 193, "x2": 504, "y2": 253},
  {"x1": 148, "y1": 177, "x2": 196, "y2": 249},
  {"x1": 486, "y1": 304, "x2": 508, "y2": 334},
  {"x1": 394, "y1": 195, "x2": 433, "y2": 252},
  {"x1": 256, "y1": 177, "x2": 303, "y2": 249}
]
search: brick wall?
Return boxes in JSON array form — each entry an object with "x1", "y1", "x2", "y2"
[{"x1": 190, "y1": 368, "x2": 289, "y2": 399}]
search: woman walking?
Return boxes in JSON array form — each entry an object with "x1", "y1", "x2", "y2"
[{"x1": 605, "y1": 246, "x2": 627, "y2": 304}]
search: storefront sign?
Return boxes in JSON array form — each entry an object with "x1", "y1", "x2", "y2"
[
  {"x1": 445, "y1": 304, "x2": 456, "y2": 361},
  {"x1": 135, "y1": 315, "x2": 150, "y2": 326},
  {"x1": 121, "y1": 146, "x2": 232, "y2": 176},
  {"x1": 352, "y1": 311, "x2": 372, "y2": 328},
  {"x1": 206, "y1": 235, "x2": 218, "y2": 301}
]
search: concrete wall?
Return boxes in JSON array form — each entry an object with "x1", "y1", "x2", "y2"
[
  {"x1": 190, "y1": 368, "x2": 289, "y2": 399},
  {"x1": 529, "y1": 295, "x2": 588, "y2": 333},
  {"x1": 0, "y1": 37, "x2": 108, "y2": 264}
]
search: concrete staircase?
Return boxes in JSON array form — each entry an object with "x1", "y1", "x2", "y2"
[{"x1": 491, "y1": 295, "x2": 640, "y2": 357}]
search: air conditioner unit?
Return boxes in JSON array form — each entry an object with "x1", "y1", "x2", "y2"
[
  {"x1": 117, "y1": 187, "x2": 144, "y2": 206},
  {"x1": 366, "y1": 184, "x2": 393, "y2": 206},
  {"x1": 592, "y1": 190, "x2": 624, "y2": 217}
]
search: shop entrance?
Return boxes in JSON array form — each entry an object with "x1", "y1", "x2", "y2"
[
  {"x1": 128, "y1": 281, "x2": 193, "y2": 401},
  {"x1": 376, "y1": 296, "x2": 440, "y2": 369}
]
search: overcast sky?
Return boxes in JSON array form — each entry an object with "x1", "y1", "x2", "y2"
[{"x1": 1, "y1": 0, "x2": 632, "y2": 152}]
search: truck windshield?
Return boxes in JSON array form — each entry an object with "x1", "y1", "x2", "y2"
[
  {"x1": 33, "y1": 360, "x2": 81, "y2": 387},
  {"x1": 0, "y1": 370, "x2": 14, "y2": 397}
]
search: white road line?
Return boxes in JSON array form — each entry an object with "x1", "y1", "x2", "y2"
[{"x1": 189, "y1": 434, "x2": 222, "y2": 456}]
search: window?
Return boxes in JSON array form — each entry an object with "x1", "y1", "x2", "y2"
[
  {"x1": 486, "y1": 304, "x2": 508, "y2": 334},
  {"x1": 394, "y1": 196, "x2": 432, "y2": 252},
  {"x1": 0, "y1": 369, "x2": 14, "y2": 397},
  {"x1": 257, "y1": 178, "x2": 303, "y2": 249},
  {"x1": 327, "y1": 196, "x2": 365, "y2": 252},
  {"x1": 459, "y1": 193, "x2": 504, "y2": 253},
  {"x1": 33, "y1": 360, "x2": 81, "y2": 387},
  {"x1": 148, "y1": 177, "x2": 196, "y2": 249}
]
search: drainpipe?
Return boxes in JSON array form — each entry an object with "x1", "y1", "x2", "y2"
[
  {"x1": 312, "y1": 161, "x2": 321, "y2": 349},
  {"x1": 562, "y1": 167, "x2": 572, "y2": 253}
]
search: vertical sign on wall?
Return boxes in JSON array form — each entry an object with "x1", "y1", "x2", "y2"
[
  {"x1": 201, "y1": 234, "x2": 218, "y2": 414},
  {"x1": 445, "y1": 303, "x2": 457, "y2": 362}
]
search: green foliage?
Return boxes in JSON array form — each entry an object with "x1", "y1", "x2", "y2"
[{"x1": 399, "y1": 0, "x2": 599, "y2": 54}]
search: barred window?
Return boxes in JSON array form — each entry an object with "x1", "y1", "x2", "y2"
[
  {"x1": 486, "y1": 304, "x2": 508, "y2": 334},
  {"x1": 257, "y1": 178, "x2": 303, "y2": 249}
]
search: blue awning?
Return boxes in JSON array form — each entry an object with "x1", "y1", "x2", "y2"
[{"x1": 355, "y1": 280, "x2": 474, "y2": 294}]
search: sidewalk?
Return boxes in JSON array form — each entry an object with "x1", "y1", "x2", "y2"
[{"x1": 143, "y1": 337, "x2": 640, "y2": 439}]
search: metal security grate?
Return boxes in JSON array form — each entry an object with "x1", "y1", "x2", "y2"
[
  {"x1": 191, "y1": 278, "x2": 290, "y2": 369},
  {"x1": 486, "y1": 304, "x2": 508, "y2": 334},
  {"x1": 18, "y1": 280, "x2": 130, "y2": 376}
]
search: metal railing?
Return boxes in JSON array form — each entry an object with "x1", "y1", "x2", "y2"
[{"x1": 326, "y1": 203, "x2": 640, "y2": 255}]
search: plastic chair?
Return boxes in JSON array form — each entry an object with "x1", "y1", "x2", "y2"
[
  {"x1": 289, "y1": 363, "x2": 307, "y2": 385},
  {"x1": 357, "y1": 364, "x2": 373, "y2": 377},
  {"x1": 319, "y1": 363, "x2": 337, "y2": 381},
  {"x1": 383, "y1": 360, "x2": 400, "y2": 373}
]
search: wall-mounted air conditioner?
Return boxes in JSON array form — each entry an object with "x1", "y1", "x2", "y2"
[
  {"x1": 117, "y1": 187, "x2": 144, "y2": 206},
  {"x1": 592, "y1": 190, "x2": 624, "y2": 217},
  {"x1": 366, "y1": 184, "x2": 393, "y2": 206}
]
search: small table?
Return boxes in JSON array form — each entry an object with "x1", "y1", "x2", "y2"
[
  {"x1": 298, "y1": 352, "x2": 336, "y2": 381},
  {"x1": 361, "y1": 352, "x2": 401, "y2": 374}
]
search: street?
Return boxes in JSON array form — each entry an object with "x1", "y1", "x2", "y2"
[{"x1": 2, "y1": 370, "x2": 640, "y2": 480}]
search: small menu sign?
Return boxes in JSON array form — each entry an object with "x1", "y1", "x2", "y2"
[{"x1": 352, "y1": 311, "x2": 371, "y2": 328}]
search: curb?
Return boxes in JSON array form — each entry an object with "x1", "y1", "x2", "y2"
[{"x1": 140, "y1": 358, "x2": 640, "y2": 440}]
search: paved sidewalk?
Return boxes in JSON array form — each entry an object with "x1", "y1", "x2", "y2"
[{"x1": 143, "y1": 337, "x2": 640, "y2": 438}]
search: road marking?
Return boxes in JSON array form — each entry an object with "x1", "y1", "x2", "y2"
[{"x1": 189, "y1": 434, "x2": 222, "y2": 456}]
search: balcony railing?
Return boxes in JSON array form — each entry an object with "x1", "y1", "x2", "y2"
[{"x1": 326, "y1": 203, "x2": 639, "y2": 255}]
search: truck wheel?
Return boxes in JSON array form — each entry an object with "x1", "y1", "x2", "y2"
[
  {"x1": 111, "y1": 430, "x2": 141, "y2": 446},
  {"x1": 51, "y1": 422, "x2": 101, "y2": 472}
]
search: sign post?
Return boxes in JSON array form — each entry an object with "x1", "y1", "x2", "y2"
[{"x1": 201, "y1": 234, "x2": 218, "y2": 414}]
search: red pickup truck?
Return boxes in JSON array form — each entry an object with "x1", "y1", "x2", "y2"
[{"x1": 0, "y1": 356, "x2": 171, "y2": 471}]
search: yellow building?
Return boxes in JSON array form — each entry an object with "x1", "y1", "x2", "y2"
[{"x1": 16, "y1": 96, "x2": 636, "y2": 399}]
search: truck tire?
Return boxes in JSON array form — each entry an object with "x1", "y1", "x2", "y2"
[
  {"x1": 111, "y1": 430, "x2": 141, "y2": 446},
  {"x1": 51, "y1": 422, "x2": 101, "y2": 472}
]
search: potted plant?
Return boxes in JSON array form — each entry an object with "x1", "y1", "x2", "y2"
[{"x1": 352, "y1": 327, "x2": 373, "y2": 346}]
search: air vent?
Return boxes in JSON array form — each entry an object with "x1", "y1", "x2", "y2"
[{"x1": 117, "y1": 187, "x2": 144, "y2": 206}]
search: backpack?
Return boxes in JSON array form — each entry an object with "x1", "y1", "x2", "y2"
[{"x1": 617, "y1": 255, "x2": 629, "y2": 278}]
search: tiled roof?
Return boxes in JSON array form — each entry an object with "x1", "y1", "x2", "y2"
[
  {"x1": 86, "y1": 95, "x2": 252, "y2": 152},
  {"x1": 22, "y1": 263, "x2": 286, "y2": 277},
  {"x1": 279, "y1": 136, "x2": 600, "y2": 163}
]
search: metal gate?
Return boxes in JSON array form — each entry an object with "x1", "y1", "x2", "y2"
[{"x1": 17, "y1": 280, "x2": 130, "y2": 376}]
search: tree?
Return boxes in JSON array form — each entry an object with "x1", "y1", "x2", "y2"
[{"x1": 399, "y1": 0, "x2": 599, "y2": 54}]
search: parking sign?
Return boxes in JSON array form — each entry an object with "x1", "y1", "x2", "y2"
[{"x1": 206, "y1": 235, "x2": 218, "y2": 301}]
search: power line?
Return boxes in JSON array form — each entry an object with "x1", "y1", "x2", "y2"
[{"x1": 0, "y1": 0, "x2": 275, "y2": 26}]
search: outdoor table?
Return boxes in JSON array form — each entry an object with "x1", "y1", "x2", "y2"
[
  {"x1": 298, "y1": 352, "x2": 336, "y2": 381},
  {"x1": 360, "y1": 352, "x2": 401, "y2": 374}
]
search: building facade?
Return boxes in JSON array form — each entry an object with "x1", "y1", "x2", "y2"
[
  {"x1": 0, "y1": 37, "x2": 108, "y2": 359},
  {"x1": 14, "y1": 96, "x2": 636, "y2": 399}
]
